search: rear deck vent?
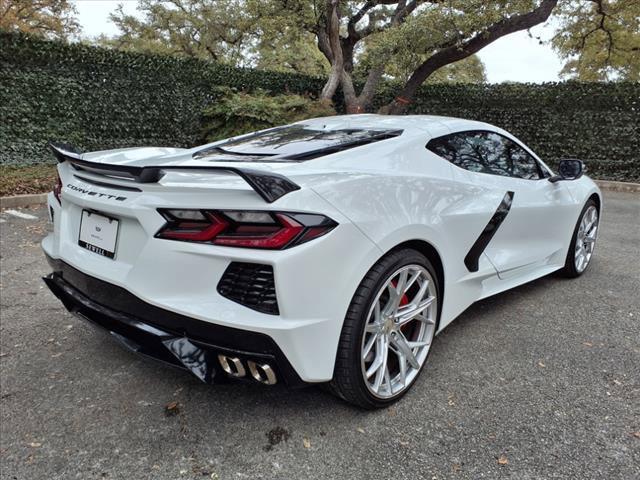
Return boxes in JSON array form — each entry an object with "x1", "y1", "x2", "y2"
[{"x1": 217, "y1": 262, "x2": 279, "y2": 315}]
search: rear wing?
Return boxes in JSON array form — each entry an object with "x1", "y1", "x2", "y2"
[{"x1": 49, "y1": 142, "x2": 300, "y2": 203}]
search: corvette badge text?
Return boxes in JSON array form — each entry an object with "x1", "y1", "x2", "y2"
[{"x1": 67, "y1": 184, "x2": 127, "y2": 201}]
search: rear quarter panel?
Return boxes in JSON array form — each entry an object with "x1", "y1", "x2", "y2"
[{"x1": 308, "y1": 143, "x2": 515, "y2": 329}]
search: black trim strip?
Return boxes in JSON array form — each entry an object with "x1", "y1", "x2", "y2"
[
  {"x1": 49, "y1": 142, "x2": 301, "y2": 203},
  {"x1": 73, "y1": 174, "x2": 143, "y2": 192},
  {"x1": 282, "y1": 129, "x2": 403, "y2": 161},
  {"x1": 464, "y1": 191, "x2": 514, "y2": 272}
]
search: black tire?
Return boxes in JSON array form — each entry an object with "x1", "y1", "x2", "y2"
[
  {"x1": 559, "y1": 199, "x2": 599, "y2": 278},
  {"x1": 328, "y1": 248, "x2": 440, "y2": 409}
]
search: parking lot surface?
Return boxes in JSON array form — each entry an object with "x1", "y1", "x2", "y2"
[{"x1": 1, "y1": 191, "x2": 638, "y2": 480}]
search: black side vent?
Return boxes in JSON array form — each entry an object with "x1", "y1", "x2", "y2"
[{"x1": 217, "y1": 262, "x2": 279, "y2": 315}]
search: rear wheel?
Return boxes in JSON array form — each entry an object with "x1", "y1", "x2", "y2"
[
  {"x1": 561, "y1": 199, "x2": 599, "y2": 278},
  {"x1": 329, "y1": 249, "x2": 439, "y2": 409}
]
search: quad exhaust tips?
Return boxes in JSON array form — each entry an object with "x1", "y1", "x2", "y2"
[{"x1": 217, "y1": 355, "x2": 277, "y2": 385}]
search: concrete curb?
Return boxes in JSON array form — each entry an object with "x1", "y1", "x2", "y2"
[
  {"x1": 594, "y1": 180, "x2": 640, "y2": 193},
  {"x1": 0, "y1": 180, "x2": 638, "y2": 209},
  {"x1": 1, "y1": 193, "x2": 48, "y2": 209}
]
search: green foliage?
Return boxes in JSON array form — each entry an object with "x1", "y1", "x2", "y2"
[
  {"x1": 103, "y1": 0, "x2": 253, "y2": 66},
  {"x1": 0, "y1": 0, "x2": 79, "y2": 40},
  {"x1": 0, "y1": 30, "x2": 325, "y2": 165},
  {"x1": 552, "y1": 0, "x2": 640, "y2": 81},
  {"x1": 201, "y1": 87, "x2": 335, "y2": 141},
  {"x1": 1, "y1": 31, "x2": 638, "y2": 182},
  {"x1": 102, "y1": 0, "x2": 328, "y2": 75},
  {"x1": 379, "y1": 54, "x2": 487, "y2": 84},
  {"x1": 353, "y1": 1, "x2": 540, "y2": 77},
  {"x1": 252, "y1": 29, "x2": 330, "y2": 76}
]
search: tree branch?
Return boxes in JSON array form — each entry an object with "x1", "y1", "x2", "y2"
[{"x1": 382, "y1": 0, "x2": 559, "y2": 113}]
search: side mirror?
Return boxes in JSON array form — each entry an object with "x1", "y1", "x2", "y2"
[{"x1": 549, "y1": 159, "x2": 585, "y2": 183}]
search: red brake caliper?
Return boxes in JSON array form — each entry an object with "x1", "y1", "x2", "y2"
[
  {"x1": 391, "y1": 280, "x2": 411, "y2": 334},
  {"x1": 391, "y1": 281, "x2": 409, "y2": 331},
  {"x1": 391, "y1": 280, "x2": 409, "y2": 306}
]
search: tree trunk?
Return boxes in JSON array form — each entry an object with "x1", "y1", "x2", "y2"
[
  {"x1": 320, "y1": 66, "x2": 342, "y2": 100},
  {"x1": 380, "y1": 62, "x2": 438, "y2": 114},
  {"x1": 319, "y1": 0, "x2": 343, "y2": 102}
]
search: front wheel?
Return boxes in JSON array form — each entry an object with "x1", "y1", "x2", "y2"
[
  {"x1": 561, "y1": 199, "x2": 599, "y2": 278},
  {"x1": 328, "y1": 249, "x2": 439, "y2": 409}
]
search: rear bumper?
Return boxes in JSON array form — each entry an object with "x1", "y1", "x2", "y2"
[
  {"x1": 43, "y1": 255, "x2": 305, "y2": 387},
  {"x1": 43, "y1": 170, "x2": 384, "y2": 382}
]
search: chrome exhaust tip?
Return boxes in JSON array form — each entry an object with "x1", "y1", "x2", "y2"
[
  {"x1": 247, "y1": 361, "x2": 277, "y2": 385},
  {"x1": 217, "y1": 354, "x2": 246, "y2": 377}
]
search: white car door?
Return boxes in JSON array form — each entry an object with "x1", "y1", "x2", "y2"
[{"x1": 481, "y1": 174, "x2": 576, "y2": 278}]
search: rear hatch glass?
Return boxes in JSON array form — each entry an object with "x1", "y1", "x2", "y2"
[{"x1": 193, "y1": 125, "x2": 402, "y2": 162}]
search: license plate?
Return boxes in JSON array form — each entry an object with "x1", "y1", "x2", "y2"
[{"x1": 78, "y1": 210, "x2": 119, "y2": 259}]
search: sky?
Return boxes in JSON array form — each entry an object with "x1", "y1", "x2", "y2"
[{"x1": 73, "y1": 0, "x2": 565, "y2": 84}]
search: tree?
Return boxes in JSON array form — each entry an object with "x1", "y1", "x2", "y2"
[
  {"x1": 251, "y1": 16, "x2": 330, "y2": 75},
  {"x1": 104, "y1": 0, "x2": 254, "y2": 65},
  {"x1": 551, "y1": 0, "x2": 640, "y2": 81},
  {"x1": 0, "y1": 0, "x2": 79, "y2": 39},
  {"x1": 102, "y1": 1, "x2": 638, "y2": 114},
  {"x1": 105, "y1": 0, "x2": 488, "y2": 82},
  {"x1": 296, "y1": 0, "x2": 560, "y2": 114},
  {"x1": 103, "y1": 0, "x2": 327, "y2": 73}
]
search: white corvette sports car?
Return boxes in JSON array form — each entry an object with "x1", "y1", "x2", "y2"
[{"x1": 42, "y1": 114, "x2": 601, "y2": 408}]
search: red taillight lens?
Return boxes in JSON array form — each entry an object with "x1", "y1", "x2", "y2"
[
  {"x1": 155, "y1": 209, "x2": 337, "y2": 249},
  {"x1": 157, "y1": 211, "x2": 228, "y2": 241},
  {"x1": 53, "y1": 173, "x2": 62, "y2": 204}
]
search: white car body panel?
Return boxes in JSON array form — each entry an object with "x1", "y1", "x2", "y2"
[{"x1": 42, "y1": 114, "x2": 602, "y2": 383}]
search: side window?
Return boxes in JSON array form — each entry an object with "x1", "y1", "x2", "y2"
[{"x1": 427, "y1": 131, "x2": 542, "y2": 180}]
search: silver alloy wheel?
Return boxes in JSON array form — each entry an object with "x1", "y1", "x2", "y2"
[
  {"x1": 575, "y1": 205, "x2": 599, "y2": 273},
  {"x1": 360, "y1": 264, "x2": 437, "y2": 399}
]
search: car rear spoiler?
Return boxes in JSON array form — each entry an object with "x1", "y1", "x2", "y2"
[{"x1": 49, "y1": 142, "x2": 301, "y2": 203}]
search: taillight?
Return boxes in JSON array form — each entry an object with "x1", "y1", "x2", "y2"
[
  {"x1": 53, "y1": 173, "x2": 62, "y2": 204},
  {"x1": 155, "y1": 209, "x2": 337, "y2": 249}
]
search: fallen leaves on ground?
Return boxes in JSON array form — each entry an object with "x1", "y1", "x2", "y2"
[
  {"x1": 497, "y1": 455, "x2": 509, "y2": 465},
  {"x1": 165, "y1": 401, "x2": 180, "y2": 417},
  {"x1": 0, "y1": 165, "x2": 58, "y2": 197},
  {"x1": 302, "y1": 438, "x2": 311, "y2": 449}
]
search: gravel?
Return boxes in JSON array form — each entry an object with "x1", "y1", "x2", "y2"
[{"x1": 1, "y1": 191, "x2": 638, "y2": 480}]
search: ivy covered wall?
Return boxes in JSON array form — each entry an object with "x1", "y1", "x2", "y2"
[{"x1": 1, "y1": 31, "x2": 638, "y2": 181}]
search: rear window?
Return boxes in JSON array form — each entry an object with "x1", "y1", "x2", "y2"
[{"x1": 193, "y1": 125, "x2": 402, "y2": 162}]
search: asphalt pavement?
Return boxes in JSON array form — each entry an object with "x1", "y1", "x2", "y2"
[{"x1": 1, "y1": 191, "x2": 638, "y2": 480}]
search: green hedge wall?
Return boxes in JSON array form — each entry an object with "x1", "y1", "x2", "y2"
[{"x1": 1, "y1": 31, "x2": 638, "y2": 181}]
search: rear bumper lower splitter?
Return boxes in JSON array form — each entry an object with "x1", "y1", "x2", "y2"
[{"x1": 42, "y1": 256, "x2": 305, "y2": 387}]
